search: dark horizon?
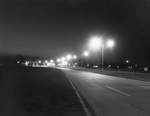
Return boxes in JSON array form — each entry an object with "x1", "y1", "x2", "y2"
[{"x1": 0, "y1": 0, "x2": 150, "y2": 65}]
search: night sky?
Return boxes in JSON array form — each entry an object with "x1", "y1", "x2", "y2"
[{"x1": 0, "y1": 0, "x2": 150, "y2": 64}]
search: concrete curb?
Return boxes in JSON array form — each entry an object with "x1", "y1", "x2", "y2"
[{"x1": 63, "y1": 71, "x2": 92, "y2": 116}]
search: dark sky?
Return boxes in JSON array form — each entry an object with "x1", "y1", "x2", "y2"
[{"x1": 0, "y1": 0, "x2": 150, "y2": 64}]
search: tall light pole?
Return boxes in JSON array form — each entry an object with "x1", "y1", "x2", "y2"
[
  {"x1": 80, "y1": 51, "x2": 89, "y2": 67},
  {"x1": 89, "y1": 36, "x2": 115, "y2": 71},
  {"x1": 101, "y1": 44, "x2": 104, "y2": 71}
]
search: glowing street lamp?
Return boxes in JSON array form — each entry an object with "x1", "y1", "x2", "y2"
[
  {"x1": 50, "y1": 59, "x2": 54, "y2": 63},
  {"x1": 57, "y1": 58, "x2": 60, "y2": 62},
  {"x1": 38, "y1": 60, "x2": 41, "y2": 64},
  {"x1": 80, "y1": 51, "x2": 89, "y2": 67},
  {"x1": 25, "y1": 61, "x2": 28, "y2": 66},
  {"x1": 89, "y1": 36, "x2": 102, "y2": 50},
  {"x1": 61, "y1": 57, "x2": 65, "y2": 62},
  {"x1": 84, "y1": 51, "x2": 89, "y2": 57},
  {"x1": 73, "y1": 55, "x2": 77, "y2": 59},
  {"x1": 126, "y1": 60, "x2": 129, "y2": 63},
  {"x1": 89, "y1": 36, "x2": 115, "y2": 71},
  {"x1": 66, "y1": 54, "x2": 72, "y2": 60},
  {"x1": 107, "y1": 40, "x2": 115, "y2": 48}
]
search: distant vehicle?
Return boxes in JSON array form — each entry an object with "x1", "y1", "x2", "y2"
[{"x1": 93, "y1": 65, "x2": 98, "y2": 68}]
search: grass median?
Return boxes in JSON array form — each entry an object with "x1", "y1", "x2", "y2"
[{"x1": 0, "y1": 66, "x2": 86, "y2": 116}]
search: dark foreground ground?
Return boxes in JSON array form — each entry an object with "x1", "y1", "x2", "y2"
[{"x1": 0, "y1": 66, "x2": 86, "y2": 116}]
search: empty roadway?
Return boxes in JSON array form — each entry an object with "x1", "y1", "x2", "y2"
[{"x1": 62, "y1": 68, "x2": 150, "y2": 116}]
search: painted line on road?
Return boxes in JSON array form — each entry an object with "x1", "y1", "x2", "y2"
[
  {"x1": 104, "y1": 77, "x2": 115, "y2": 80},
  {"x1": 106, "y1": 86, "x2": 131, "y2": 97},
  {"x1": 87, "y1": 78, "x2": 92, "y2": 81},
  {"x1": 87, "y1": 81, "x2": 104, "y2": 90},
  {"x1": 87, "y1": 78, "x2": 103, "y2": 83},
  {"x1": 140, "y1": 86, "x2": 150, "y2": 90},
  {"x1": 63, "y1": 72, "x2": 92, "y2": 116}
]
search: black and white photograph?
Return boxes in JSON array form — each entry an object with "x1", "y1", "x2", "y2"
[{"x1": 0, "y1": 0, "x2": 150, "y2": 116}]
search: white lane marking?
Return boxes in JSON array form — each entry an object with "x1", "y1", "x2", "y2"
[
  {"x1": 104, "y1": 77, "x2": 115, "y2": 80},
  {"x1": 106, "y1": 86, "x2": 131, "y2": 97},
  {"x1": 140, "y1": 86, "x2": 150, "y2": 90},
  {"x1": 87, "y1": 80, "x2": 104, "y2": 90},
  {"x1": 87, "y1": 78, "x2": 92, "y2": 81}
]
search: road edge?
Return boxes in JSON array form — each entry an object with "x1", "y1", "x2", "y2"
[
  {"x1": 70, "y1": 68, "x2": 150, "y2": 82},
  {"x1": 63, "y1": 71, "x2": 93, "y2": 116}
]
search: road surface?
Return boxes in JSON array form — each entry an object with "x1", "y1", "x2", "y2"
[{"x1": 62, "y1": 68, "x2": 150, "y2": 116}]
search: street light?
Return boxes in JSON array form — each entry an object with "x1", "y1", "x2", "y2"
[
  {"x1": 84, "y1": 51, "x2": 89, "y2": 57},
  {"x1": 89, "y1": 36, "x2": 115, "y2": 71},
  {"x1": 66, "y1": 54, "x2": 72, "y2": 60},
  {"x1": 126, "y1": 60, "x2": 129, "y2": 63},
  {"x1": 73, "y1": 55, "x2": 77, "y2": 59},
  {"x1": 80, "y1": 51, "x2": 89, "y2": 67},
  {"x1": 50, "y1": 59, "x2": 54, "y2": 63},
  {"x1": 61, "y1": 57, "x2": 65, "y2": 62},
  {"x1": 89, "y1": 37, "x2": 102, "y2": 50},
  {"x1": 106, "y1": 40, "x2": 115, "y2": 48},
  {"x1": 57, "y1": 58, "x2": 60, "y2": 62}
]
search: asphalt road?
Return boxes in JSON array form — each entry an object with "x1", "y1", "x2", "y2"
[{"x1": 62, "y1": 68, "x2": 150, "y2": 116}]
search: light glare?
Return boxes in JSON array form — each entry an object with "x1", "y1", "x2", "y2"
[
  {"x1": 107, "y1": 40, "x2": 114, "y2": 48},
  {"x1": 89, "y1": 37, "x2": 102, "y2": 50},
  {"x1": 126, "y1": 60, "x2": 129, "y2": 63},
  {"x1": 84, "y1": 51, "x2": 89, "y2": 56},
  {"x1": 73, "y1": 55, "x2": 77, "y2": 59},
  {"x1": 57, "y1": 59, "x2": 60, "y2": 62},
  {"x1": 50, "y1": 59, "x2": 54, "y2": 62},
  {"x1": 66, "y1": 54, "x2": 72, "y2": 60},
  {"x1": 61, "y1": 57, "x2": 65, "y2": 62}
]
